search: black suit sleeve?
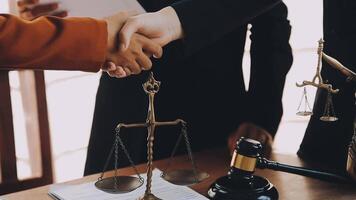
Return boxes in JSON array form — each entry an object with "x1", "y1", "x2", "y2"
[
  {"x1": 247, "y1": 2, "x2": 293, "y2": 136},
  {"x1": 171, "y1": 0, "x2": 282, "y2": 56}
]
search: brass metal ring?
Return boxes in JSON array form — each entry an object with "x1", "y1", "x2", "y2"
[{"x1": 231, "y1": 152, "x2": 257, "y2": 172}]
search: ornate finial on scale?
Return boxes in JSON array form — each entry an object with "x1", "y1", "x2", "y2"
[
  {"x1": 143, "y1": 72, "x2": 161, "y2": 94},
  {"x1": 95, "y1": 72, "x2": 209, "y2": 199}
]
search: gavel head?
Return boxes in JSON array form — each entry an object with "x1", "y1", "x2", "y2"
[
  {"x1": 208, "y1": 138, "x2": 278, "y2": 200},
  {"x1": 229, "y1": 137, "x2": 262, "y2": 178}
]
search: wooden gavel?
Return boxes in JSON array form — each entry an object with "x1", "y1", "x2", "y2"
[
  {"x1": 208, "y1": 138, "x2": 353, "y2": 200},
  {"x1": 232, "y1": 138, "x2": 352, "y2": 183}
]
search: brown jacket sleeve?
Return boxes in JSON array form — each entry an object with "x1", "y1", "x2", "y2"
[{"x1": 0, "y1": 14, "x2": 107, "y2": 72}]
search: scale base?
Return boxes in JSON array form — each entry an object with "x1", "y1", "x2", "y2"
[
  {"x1": 208, "y1": 175, "x2": 278, "y2": 200},
  {"x1": 139, "y1": 193, "x2": 162, "y2": 200},
  {"x1": 94, "y1": 176, "x2": 143, "y2": 194},
  {"x1": 161, "y1": 169, "x2": 209, "y2": 186}
]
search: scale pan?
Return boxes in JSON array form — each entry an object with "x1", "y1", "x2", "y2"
[
  {"x1": 161, "y1": 169, "x2": 209, "y2": 186},
  {"x1": 95, "y1": 176, "x2": 143, "y2": 194},
  {"x1": 296, "y1": 111, "x2": 313, "y2": 116},
  {"x1": 320, "y1": 116, "x2": 338, "y2": 122}
]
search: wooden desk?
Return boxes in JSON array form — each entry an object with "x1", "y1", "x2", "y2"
[{"x1": 2, "y1": 149, "x2": 356, "y2": 200}]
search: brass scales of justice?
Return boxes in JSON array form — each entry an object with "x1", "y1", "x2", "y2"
[
  {"x1": 296, "y1": 39, "x2": 356, "y2": 180},
  {"x1": 296, "y1": 38, "x2": 341, "y2": 122},
  {"x1": 94, "y1": 72, "x2": 209, "y2": 199}
]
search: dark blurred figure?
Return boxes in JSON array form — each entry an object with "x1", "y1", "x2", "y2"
[
  {"x1": 298, "y1": 0, "x2": 356, "y2": 173},
  {"x1": 84, "y1": 1, "x2": 292, "y2": 176}
]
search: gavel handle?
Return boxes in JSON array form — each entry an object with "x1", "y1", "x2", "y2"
[{"x1": 257, "y1": 158, "x2": 352, "y2": 184}]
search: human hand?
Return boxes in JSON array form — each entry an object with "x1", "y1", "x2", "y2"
[
  {"x1": 228, "y1": 122, "x2": 273, "y2": 157},
  {"x1": 119, "y1": 6, "x2": 183, "y2": 50},
  {"x1": 103, "y1": 33, "x2": 163, "y2": 78},
  {"x1": 17, "y1": 0, "x2": 67, "y2": 20},
  {"x1": 102, "y1": 12, "x2": 163, "y2": 78}
]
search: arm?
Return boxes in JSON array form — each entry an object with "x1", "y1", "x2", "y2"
[
  {"x1": 171, "y1": 0, "x2": 282, "y2": 56},
  {"x1": 119, "y1": 0, "x2": 282, "y2": 57},
  {"x1": 0, "y1": 14, "x2": 162, "y2": 75},
  {"x1": 0, "y1": 14, "x2": 107, "y2": 72},
  {"x1": 227, "y1": 3, "x2": 293, "y2": 155},
  {"x1": 247, "y1": 2, "x2": 293, "y2": 137}
]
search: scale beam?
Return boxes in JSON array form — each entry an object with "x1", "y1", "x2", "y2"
[
  {"x1": 116, "y1": 123, "x2": 148, "y2": 130},
  {"x1": 296, "y1": 81, "x2": 339, "y2": 94},
  {"x1": 296, "y1": 39, "x2": 339, "y2": 94},
  {"x1": 155, "y1": 119, "x2": 185, "y2": 127}
]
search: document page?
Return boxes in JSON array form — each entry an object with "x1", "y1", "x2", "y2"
[{"x1": 48, "y1": 169, "x2": 208, "y2": 200}]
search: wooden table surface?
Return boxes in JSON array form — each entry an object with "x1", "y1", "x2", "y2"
[{"x1": 2, "y1": 148, "x2": 356, "y2": 200}]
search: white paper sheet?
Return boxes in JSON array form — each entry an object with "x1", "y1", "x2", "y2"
[
  {"x1": 42, "y1": 0, "x2": 145, "y2": 18},
  {"x1": 48, "y1": 169, "x2": 208, "y2": 200}
]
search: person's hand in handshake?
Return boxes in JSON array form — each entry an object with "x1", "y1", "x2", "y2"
[
  {"x1": 17, "y1": 0, "x2": 67, "y2": 20},
  {"x1": 119, "y1": 6, "x2": 183, "y2": 50},
  {"x1": 102, "y1": 12, "x2": 163, "y2": 78},
  {"x1": 108, "y1": 6, "x2": 183, "y2": 78}
]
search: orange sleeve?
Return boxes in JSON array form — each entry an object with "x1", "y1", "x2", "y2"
[{"x1": 0, "y1": 14, "x2": 107, "y2": 72}]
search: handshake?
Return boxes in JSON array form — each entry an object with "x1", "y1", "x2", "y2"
[{"x1": 18, "y1": 0, "x2": 183, "y2": 78}]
